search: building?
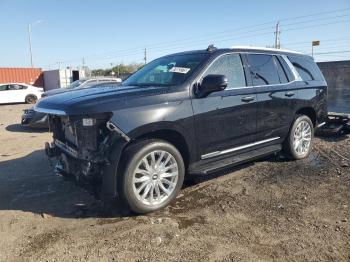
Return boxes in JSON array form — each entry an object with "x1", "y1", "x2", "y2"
[
  {"x1": 0, "y1": 68, "x2": 43, "y2": 87},
  {"x1": 43, "y1": 69, "x2": 86, "y2": 91},
  {"x1": 318, "y1": 60, "x2": 350, "y2": 114}
]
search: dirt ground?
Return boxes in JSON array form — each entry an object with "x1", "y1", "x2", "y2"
[{"x1": 0, "y1": 104, "x2": 349, "y2": 262}]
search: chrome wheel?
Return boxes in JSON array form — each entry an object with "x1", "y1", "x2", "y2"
[
  {"x1": 132, "y1": 150, "x2": 179, "y2": 206},
  {"x1": 293, "y1": 120, "x2": 312, "y2": 155}
]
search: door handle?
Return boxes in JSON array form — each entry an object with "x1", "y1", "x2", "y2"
[
  {"x1": 285, "y1": 91, "x2": 295, "y2": 97},
  {"x1": 241, "y1": 96, "x2": 255, "y2": 103}
]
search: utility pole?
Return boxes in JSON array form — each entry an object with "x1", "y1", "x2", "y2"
[
  {"x1": 110, "y1": 63, "x2": 115, "y2": 76},
  {"x1": 311, "y1": 40, "x2": 320, "y2": 58},
  {"x1": 144, "y1": 48, "x2": 147, "y2": 64},
  {"x1": 82, "y1": 57, "x2": 85, "y2": 68},
  {"x1": 274, "y1": 21, "x2": 281, "y2": 49},
  {"x1": 28, "y1": 20, "x2": 44, "y2": 68},
  {"x1": 28, "y1": 24, "x2": 33, "y2": 67}
]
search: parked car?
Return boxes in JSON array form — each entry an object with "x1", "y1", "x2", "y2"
[
  {"x1": 41, "y1": 77, "x2": 122, "y2": 98},
  {"x1": 35, "y1": 46, "x2": 328, "y2": 213},
  {"x1": 0, "y1": 83, "x2": 43, "y2": 104},
  {"x1": 21, "y1": 78, "x2": 122, "y2": 128}
]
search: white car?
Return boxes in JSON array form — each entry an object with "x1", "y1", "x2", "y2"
[{"x1": 0, "y1": 83, "x2": 44, "y2": 104}]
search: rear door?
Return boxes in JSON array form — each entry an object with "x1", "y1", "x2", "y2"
[
  {"x1": 0, "y1": 85, "x2": 10, "y2": 103},
  {"x1": 192, "y1": 53, "x2": 257, "y2": 159},
  {"x1": 7, "y1": 84, "x2": 27, "y2": 103},
  {"x1": 246, "y1": 53, "x2": 298, "y2": 141}
]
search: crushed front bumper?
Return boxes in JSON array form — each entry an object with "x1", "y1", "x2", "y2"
[{"x1": 45, "y1": 133, "x2": 129, "y2": 199}]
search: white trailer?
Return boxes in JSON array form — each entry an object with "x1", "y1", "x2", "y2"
[{"x1": 43, "y1": 69, "x2": 86, "y2": 91}]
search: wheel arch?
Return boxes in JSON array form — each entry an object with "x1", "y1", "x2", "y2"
[
  {"x1": 126, "y1": 124, "x2": 193, "y2": 170},
  {"x1": 295, "y1": 107, "x2": 317, "y2": 127}
]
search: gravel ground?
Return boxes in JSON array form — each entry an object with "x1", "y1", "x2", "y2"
[{"x1": 0, "y1": 104, "x2": 349, "y2": 262}]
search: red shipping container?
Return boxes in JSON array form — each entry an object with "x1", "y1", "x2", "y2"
[{"x1": 0, "y1": 68, "x2": 43, "y2": 87}]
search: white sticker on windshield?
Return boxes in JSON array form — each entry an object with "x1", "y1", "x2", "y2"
[{"x1": 169, "y1": 67, "x2": 191, "y2": 74}]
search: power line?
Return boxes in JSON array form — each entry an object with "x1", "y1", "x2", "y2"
[
  {"x1": 47, "y1": 8, "x2": 350, "y2": 66},
  {"x1": 283, "y1": 37, "x2": 350, "y2": 47},
  {"x1": 314, "y1": 50, "x2": 350, "y2": 55},
  {"x1": 45, "y1": 11, "x2": 350, "y2": 68}
]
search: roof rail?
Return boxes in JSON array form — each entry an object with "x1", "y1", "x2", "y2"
[{"x1": 230, "y1": 45, "x2": 303, "y2": 54}]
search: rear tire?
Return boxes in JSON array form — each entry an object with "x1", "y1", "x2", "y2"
[
  {"x1": 25, "y1": 94, "x2": 37, "y2": 104},
  {"x1": 118, "y1": 139, "x2": 185, "y2": 214},
  {"x1": 283, "y1": 115, "x2": 314, "y2": 160}
]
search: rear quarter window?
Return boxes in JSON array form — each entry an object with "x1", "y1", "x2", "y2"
[
  {"x1": 276, "y1": 56, "x2": 294, "y2": 82},
  {"x1": 288, "y1": 55, "x2": 324, "y2": 81}
]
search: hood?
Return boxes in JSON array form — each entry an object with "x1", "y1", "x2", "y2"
[
  {"x1": 35, "y1": 84, "x2": 167, "y2": 116},
  {"x1": 42, "y1": 88, "x2": 72, "y2": 97}
]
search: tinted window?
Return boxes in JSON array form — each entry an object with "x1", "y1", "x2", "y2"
[
  {"x1": 0, "y1": 85, "x2": 8, "y2": 91},
  {"x1": 274, "y1": 56, "x2": 289, "y2": 83},
  {"x1": 288, "y1": 55, "x2": 324, "y2": 81},
  {"x1": 247, "y1": 54, "x2": 280, "y2": 86},
  {"x1": 8, "y1": 84, "x2": 24, "y2": 90},
  {"x1": 203, "y1": 54, "x2": 246, "y2": 88},
  {"x1": 67, "y1": 79, "x2": 85, "y2": 89},
  {"x1": 276, "y1": 56, "x2": 294, "y2": 81}
]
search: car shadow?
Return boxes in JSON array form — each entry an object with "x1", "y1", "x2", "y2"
[
  {"x1": 0, "y1": 102, "x2": 26, "y2": 106},
  {"x1": 6, "y1": 124, "x2": 48, "y2": 133},
  {"x1": 2, "y1": 139, "x2": 336, "y2": 219},
  {"x1": 0, "y1": 148, "x2": 267, "y2": 219},
  {"x1": 0, "y1": 149, "x2": 130, "y2": 218}
]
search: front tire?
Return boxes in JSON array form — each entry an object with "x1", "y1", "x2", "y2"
[
  {"x1": 283, "y1": 115, "x2": 314, "y2": 160},
  {"x1": 25, "y1": 94, "x2": 37, "y2": 104},
  {"x1": 119, "y1": 139, "x2": 185, "y2": 214}
]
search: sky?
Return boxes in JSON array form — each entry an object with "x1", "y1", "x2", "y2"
[{"x1": 0, "y1": 0, "x2": 350, "y2": 70}]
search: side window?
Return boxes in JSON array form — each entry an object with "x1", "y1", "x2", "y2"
[
  {"x1": 8, "y1": 84, "x2": 24, "y2": 90},
  {"x1": 247, "y1": 54, "x2": 280, "y2": 86},
  {"x1": 288, "y1": 55, "x2": 324, "y2": 81},
  {"x1": 276, "y1": 56, "x2": 294, "y2": 81},
  {"x1": 83, "y1": 80, "x2": 97, "y2": 87},
  {"x1": 203, "y1": 54, "x2": 246, "y2": 88},
  {"x1": 0, "y1": 85, "x2": 8, "y2": 91},
  {"x1": 274, "y1": 56, "x2": 289, "y2": 83}
]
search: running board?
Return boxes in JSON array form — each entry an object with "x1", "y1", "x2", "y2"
[{"x1": 189, "y1": 144, "x2": 282, "y2": 175}]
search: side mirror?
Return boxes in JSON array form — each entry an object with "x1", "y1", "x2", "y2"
[{"x1": 196, "y1": 74, "x2": 228, "y2": 97}]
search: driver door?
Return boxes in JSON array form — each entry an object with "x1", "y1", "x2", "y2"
[{"x1": 192, "y1": 53, "x2": 257, "y2": 159}]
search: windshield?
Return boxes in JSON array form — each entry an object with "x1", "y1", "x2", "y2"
[
  {"x1": 122, "y1": 53, "x2": 209, "y2": 87},
  {"x1": 67, "y1": 79, "x2": 85, "y2": 89}
]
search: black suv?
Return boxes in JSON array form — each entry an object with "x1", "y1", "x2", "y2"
[{"x1": 35, "y1": 46, "x2": 327, "y2": 213}]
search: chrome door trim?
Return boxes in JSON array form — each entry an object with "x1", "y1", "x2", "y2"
[{"x1": 201, "y1": 137, "x2": 281, "y2": 160}]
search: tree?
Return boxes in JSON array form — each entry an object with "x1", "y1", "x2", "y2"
[{"x1": 91, "y1": 63, "x2": 144, "y2": 79}]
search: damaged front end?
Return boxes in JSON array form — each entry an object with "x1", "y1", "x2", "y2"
[{"x1": 45, "y1": 113, "x2": 129, "y2": 199}]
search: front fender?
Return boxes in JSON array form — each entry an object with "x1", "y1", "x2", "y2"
[
  {"x1": 109, "y1": 99, "x2": 193, "y2": 135},
  {"x1": 108, "y1": 99, "x2": 197, "y2": 160}
]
